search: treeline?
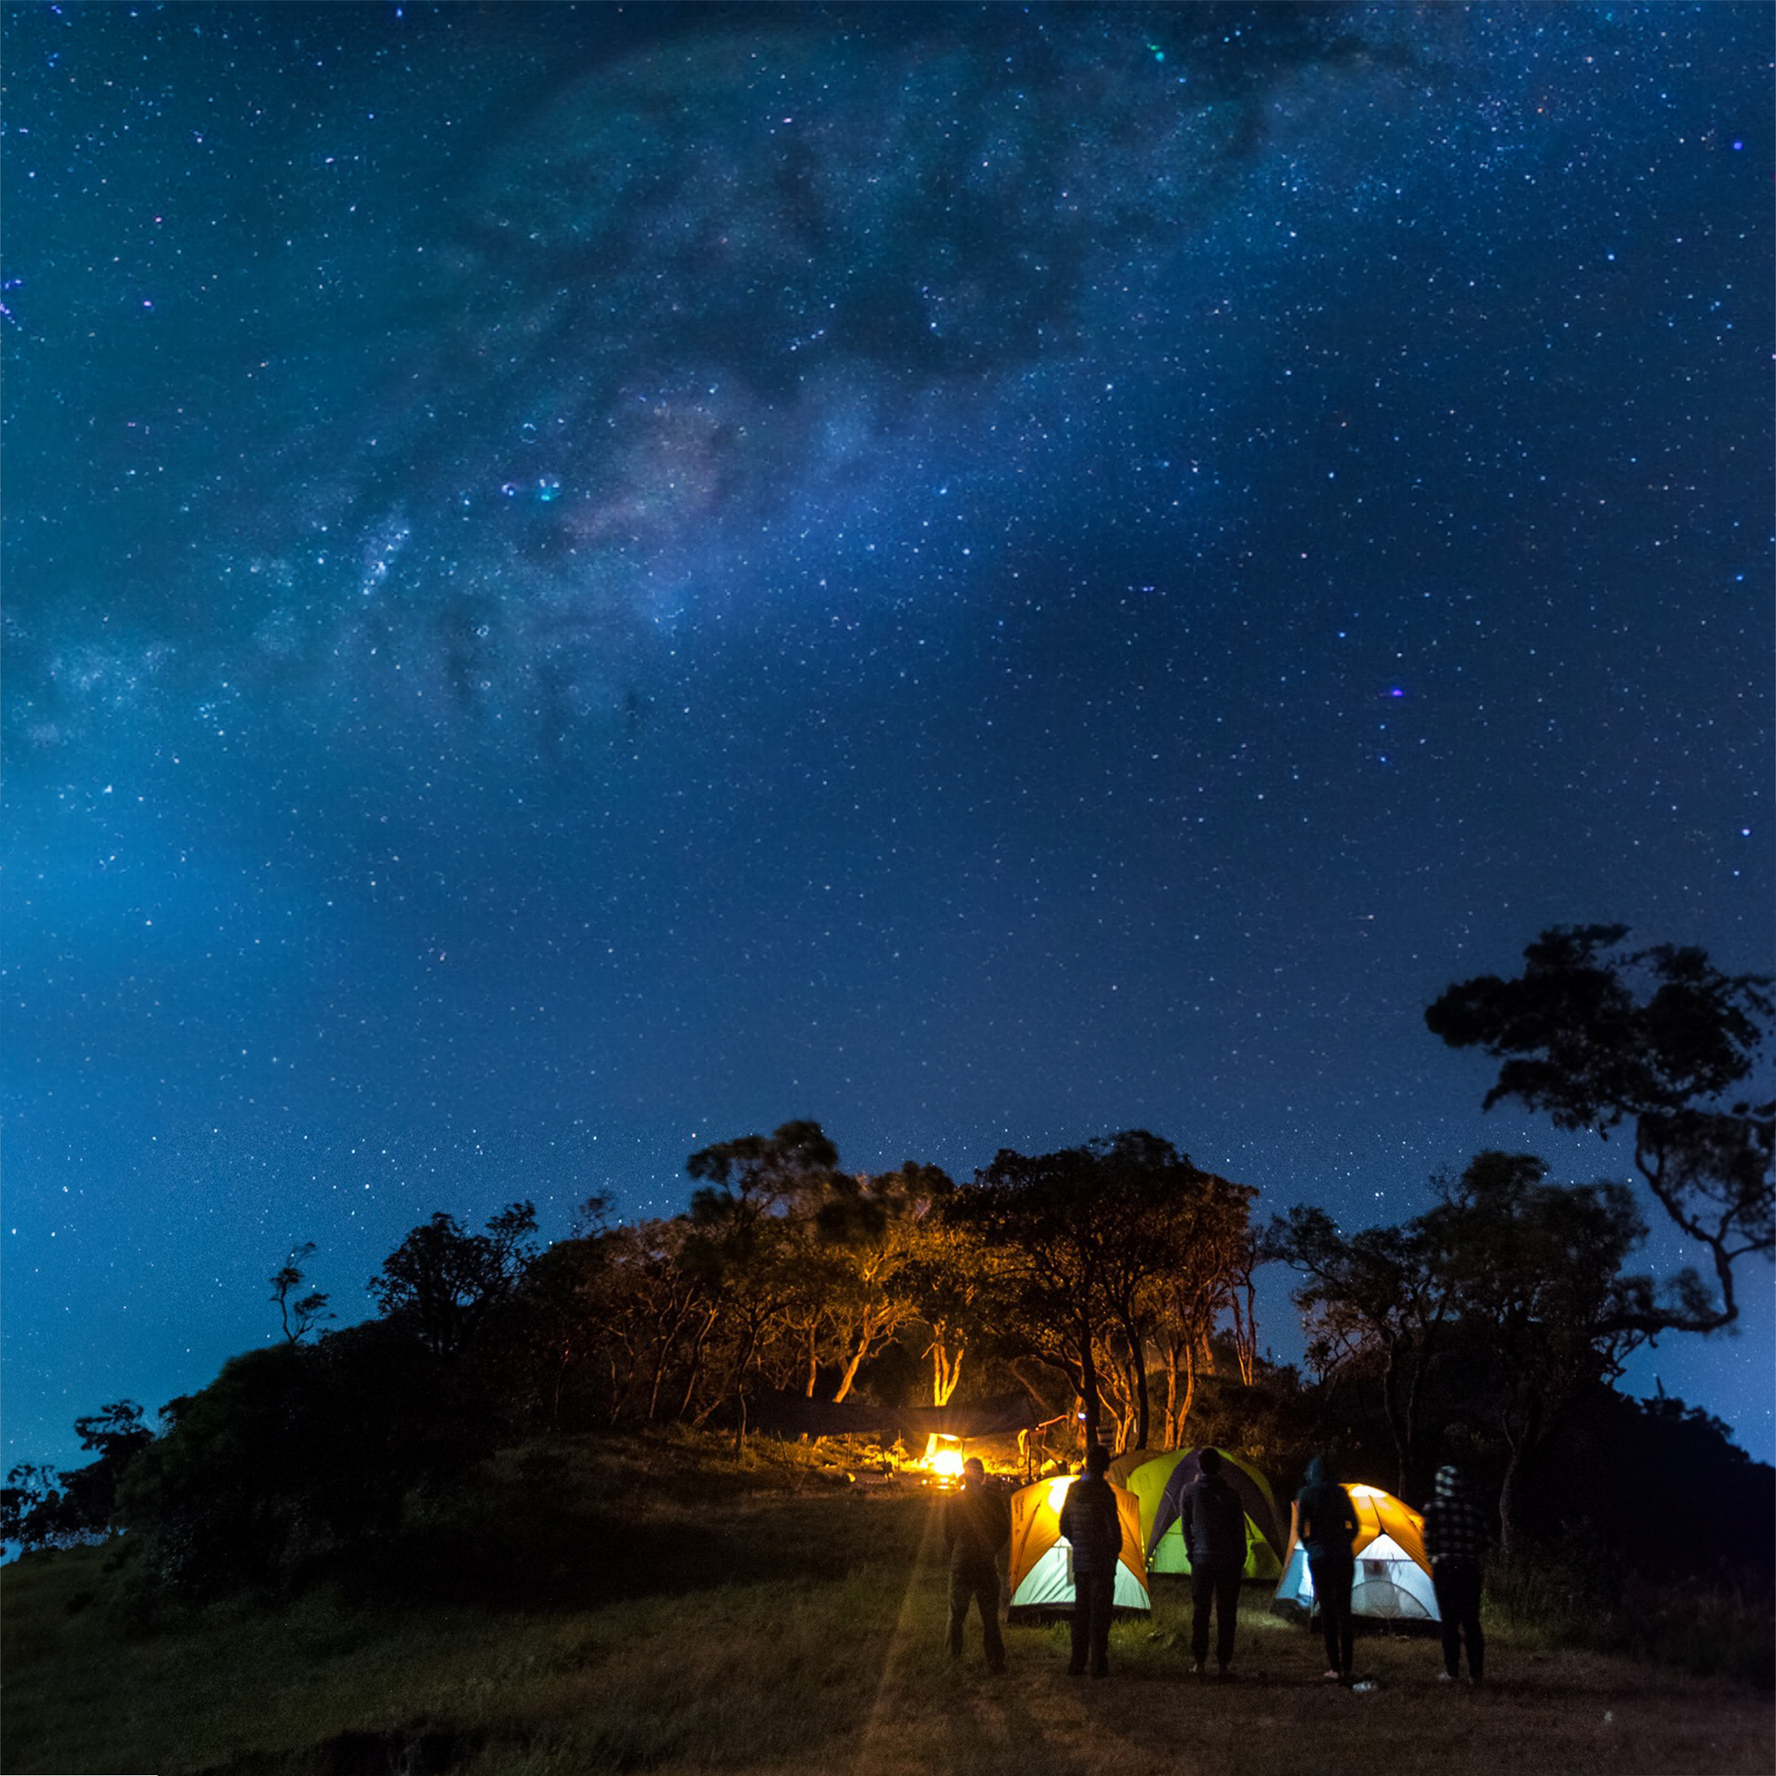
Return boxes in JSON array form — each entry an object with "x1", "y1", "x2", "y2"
[
  {"x1": 3, "y1": 1124, "x2": 1266, "y2": 1595},
  {"x1": 4, "y1": 925, "x2": 1771, "y2": 1612}
]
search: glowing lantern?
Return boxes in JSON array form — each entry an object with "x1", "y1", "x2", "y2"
[{"x1": 917, "y1": 1432, "x2": 967, "y2": 1481}]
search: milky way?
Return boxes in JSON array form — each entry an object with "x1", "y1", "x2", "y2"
[{"x1": 3, "y1": 3, "x2": 1770, "y2": 1475}]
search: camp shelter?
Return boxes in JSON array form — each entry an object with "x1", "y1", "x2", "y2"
[
  {"x1": 1104, "y1": 1449, "x2": 1154, "y2": 1490},
  {"x1": 1006, "y1": 1475, "x2": 1150, "y2": 1622},
  {"x1": 1125, "y1": 1449, "x2": 1284, "y2": 1579},
  {"x1": 1273, "y1": 1482, "x2": 1439, "y2": 1622}
]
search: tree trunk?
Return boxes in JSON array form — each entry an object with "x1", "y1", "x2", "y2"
[
  {"x1": 1116, "y1": 1310, "x2": 1151, "y2": 1451},
  {"x1": 1178, "y1": 1339, "x2": 1198, "y2": 1444},
  {"x1": 1078, "y1": 1314, "x2": 1102, "y2": 1448},
  {"x1": 1381, "y1": 1339, "x2": 1414, "y2": 1499},
  {"x1": 1161, "y1": 1338, "x2": 1181, "y2": 1447},
  {"x1": 1495, "y1": 1397, "x2": 1543, "y2": 1558},
  {"x1": 831, "y1": 1340, "x2": 868, "y2": 1403},
  {"x1": 931, "y1": 1336, "x2": 965, "y2": 1407},
  {"x1": 1231, "y1": 1273, "x2": 1259, "y2": 1387}
]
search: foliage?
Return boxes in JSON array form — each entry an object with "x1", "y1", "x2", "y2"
[
  {"x1": 1269, "y1": 1151, "x2": 1657, "y2": 1547},
  {"x1": 115, "y1": 1324, "x2": 497, "y2": 1598},
  {"x1": 1426, "y1": 924, "x2": 1775, "y2": 1331},
  {"x1": 1262, "y1": 1205, "x2": 1453, "y2": 1497},
  {"x1": 368, "y1": 1202, "x2": 539, "y2": 1358},
  {"x1": 2, "y1": 1401, "x2": 154, "y2": 1554},
  {"x1": 958, "y1": 1131, "x2": 1256, "y2": 1450}
]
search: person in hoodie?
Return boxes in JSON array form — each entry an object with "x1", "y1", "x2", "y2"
[
  {"x1": 1179, "y1": 1446, "x2": 1247, "y2": 1677},
  {"x1": 1294, "y1": 1454, "x2": 1360, "y2": 1680},
  {"x1": 1422, "y1": 1463, "x2": 1489, "y2": 1684},
  {"x1": 1058, "y1": 1442, "x2": 1121, "y2": 1677},
  {"x1": 943, "y1": 1456, "x2": 1010, "y2": 1673}
]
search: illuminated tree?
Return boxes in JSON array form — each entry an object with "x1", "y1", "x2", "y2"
[{"x1": 960, "y1": 1131, "x2": 1252, "y2": 1450}]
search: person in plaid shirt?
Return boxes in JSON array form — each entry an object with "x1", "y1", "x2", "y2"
[{"x1": 1423, "y1": 1464, "x2": 1490, "y2": 1683}]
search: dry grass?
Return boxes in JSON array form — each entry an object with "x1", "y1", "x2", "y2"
[{"x1": 4, "y1": 1441, "x2": 1770, "y2": 1776}]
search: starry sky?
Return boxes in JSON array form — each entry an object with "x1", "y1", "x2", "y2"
[{"x1": 4, "y1": 2, "x2": 1771, "y2": 1479}]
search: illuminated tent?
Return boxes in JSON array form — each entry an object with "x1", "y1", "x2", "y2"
[
  {"x1": 1273, "y1": 1482, "x2": 1439, "y2": 1622},
  {"x1": 1131, "y1": 1448, "x2": 1285, "y2": 1579},
  {"x1": 1006, "y1": 1475, "x2": 1150, "y2": 1622},
  {"x1": 1104, "y1": 1449, "x2": 1154, "y2": 1489}
]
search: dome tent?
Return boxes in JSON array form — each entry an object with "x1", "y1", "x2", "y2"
[
  {"x1": 1273, "y1": 1481, "x2": 1440, "y2": 1622},
  {"x1": 1006, "y1": 1474, "x2": 1150, "y2": 1622},
  {"x1": 1134, "y1": 1447, "x2": 1285, "y2": 1579}
]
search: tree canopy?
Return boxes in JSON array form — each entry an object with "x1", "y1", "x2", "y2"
[{"x1": 1426, "y1": 924, "x2": 1774, "y2": 1332}]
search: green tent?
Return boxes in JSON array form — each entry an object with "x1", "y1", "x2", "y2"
[{"x1": 1121, "y1": 1448, "x2": 1284, "y2": 1579}]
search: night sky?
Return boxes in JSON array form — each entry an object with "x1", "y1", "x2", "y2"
[{"x1": 4, "y1": 2, "x2": 1771, "y2": 1480}]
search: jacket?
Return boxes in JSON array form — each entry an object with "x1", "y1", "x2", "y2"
[
  {"x1": 1422, "y1": 1467, "x2": 1490, "y2": 1570},
  {"x1": 943, "y1": 1478, "x2": 1011, "y2": 1579},
  {"x1": 1058, "y1": 1473, "x2": 1121, "y2": 1574},
  {"x1": 1180, "y1": 1468, "x2": 1247, "y2": 1571},
  {"x1": 1294, "y1": 1456, "x2": 1359, "y2": 1561}
]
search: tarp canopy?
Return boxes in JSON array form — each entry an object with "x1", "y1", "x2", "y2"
[
  {"x1": 1273, "y1": 1482, "x2": 1440, "y2": 1622},
  {"x1": 1007, "y1": 1475, "x2": 1150, "y2": 1621}
]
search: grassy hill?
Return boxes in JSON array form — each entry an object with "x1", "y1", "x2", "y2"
[{"x1": 4, "y1": 1433, "x2": 1771, "y2": 1776}]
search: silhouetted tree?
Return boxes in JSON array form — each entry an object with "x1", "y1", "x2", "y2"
[
  {"x1": 1264, "y1": 1206, "x2": 1454, "y2": 1498},
  {"x1": 270, "y1": 1242, "x2": 333, "y2": 1344},
  {"x1": 1273, "y1": 1151, "x2": 1653, "y2": 1550},
  {"x1": 118, "y1": 1323, "x2": 496, "y2": 1598},
  {"x1": 2, "y1": 1402, "x2": 155, "y2": 1552},
  {"x1": 1423, "y1": 1152, "x2": 1648, "y2": 1547},
  {"x1": 368, "y1": 1202, "x2": 539, "y2": 1358},
  {"x1": 1426, "y1": 924, "x2": 1774, "y2": 1332}
]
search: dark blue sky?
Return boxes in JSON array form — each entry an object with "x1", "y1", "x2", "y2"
[{"x1": 4, "y1": 2, "x2": 1771, "y2": 1475}]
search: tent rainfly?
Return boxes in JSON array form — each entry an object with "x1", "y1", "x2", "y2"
[
  {"x1": 1006, "y1": 1475, "x2": 1150, "y2": 1622},
  {"x1": 1126, "y1": 1448, "x2": 1285, "y2": 1580},
  {"x1": 1272, "y1": 1482, "x2": 1440, "y2": 1622}
]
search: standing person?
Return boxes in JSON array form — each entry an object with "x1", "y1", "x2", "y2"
[
  {"x1": 944, "y1": 1457, "x2": 1010, "y2": 1673},
  {"x1": 1422, "y1": 1464, "x2": 1489, "y2": 1685},
  {"x1": 1294, "y1": 1454, "x2": 1360, "y2": 1681},
  {"x1": 1059, "y1": 1442, "x2": 1120, "y2": 1677},
  {"x1": 1180, "y1": 1446, "x2": 1247, "y2": 1677}
]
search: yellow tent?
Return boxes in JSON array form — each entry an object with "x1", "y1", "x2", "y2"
[
  {"x1": 1007, "y1": 1474, "x2": 1150, "y2": 1621},
  {"x1": 1273, "y1": 1482, "x2": 1439, "y2": 1621}
]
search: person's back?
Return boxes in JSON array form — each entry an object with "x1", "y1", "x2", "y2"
[
  {"x1": 1059, "y1": 1469, "x2": 1120, "y2": 1571},
  {"x1": 1294, "y1": 1454, "x2": 1359, "y2": 1680},
  {"x1": 1295, "y1": 1455, "x2": 1358, "y2": 1558},
  {"x1": 1059, "y1": 1445, "x2": 1120, "y2": 1677},
  {"x1": 1422, "y1": 1471, "x2": 1488, "y2": 1570},
  {"x1": 1181, "y1": 1459, "x2": 1247, "y2": 1571}
]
